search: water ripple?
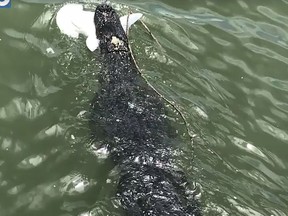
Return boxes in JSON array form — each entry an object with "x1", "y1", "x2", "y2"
[{"x1": 0, "y1": 0, "x2": 288, "y2": 216}]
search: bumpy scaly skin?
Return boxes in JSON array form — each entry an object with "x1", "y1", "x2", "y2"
[{"x1": 91, "y1": 4, "x2": 201, "y2": 215}]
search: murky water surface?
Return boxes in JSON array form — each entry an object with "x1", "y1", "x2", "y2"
[{"x1": 0, "y1": 0, "x2": 288, "y2": 215}]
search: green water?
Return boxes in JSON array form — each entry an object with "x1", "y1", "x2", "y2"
[{"x1": 1, "y1": 0, "x2": 288, "y2": 215}]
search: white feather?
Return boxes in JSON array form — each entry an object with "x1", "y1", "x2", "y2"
[{"x1": 120, "y1": 13, "x2": 143, "y2": 33}]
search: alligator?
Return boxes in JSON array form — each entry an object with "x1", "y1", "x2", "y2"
[{"x1": 90, "y1": 4, "x2": 201, "y2": 216}]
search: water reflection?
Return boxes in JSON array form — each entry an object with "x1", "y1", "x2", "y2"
[{"x1": 0, "y1": 0, "x2": 287, "y2": 215}]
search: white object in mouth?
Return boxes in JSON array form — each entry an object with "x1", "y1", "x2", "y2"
[{"x1": 56, "y1": 4, "x2": 143, "y2": 52}]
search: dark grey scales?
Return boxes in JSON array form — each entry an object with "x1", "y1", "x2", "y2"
[{"x1": 90, "y1": 3, "x2": 201, "y2": 215}]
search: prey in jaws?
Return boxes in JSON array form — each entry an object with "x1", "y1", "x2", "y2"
[
  {"x1": 56, "y1": 3, "x2": 142, "y2": 52},
  {"x1": 57, "y1": 3, "x2": 201, "y2": 216}
]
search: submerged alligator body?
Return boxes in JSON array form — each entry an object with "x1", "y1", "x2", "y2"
[{"x1": 90, "y1": 4, "x2": 201, "y2": 216}]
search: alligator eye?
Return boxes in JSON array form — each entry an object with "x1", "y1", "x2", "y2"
[
  {"x1": 104, "y1": 4, "x2": 112, "y2": 11},
  {"x1": 99, "y1": 4, "x2": 112, "y2": 12}
]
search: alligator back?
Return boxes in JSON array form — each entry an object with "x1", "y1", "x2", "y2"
[{"x1": 90, "y1": 4, "x2": 201, "y2": 216}]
